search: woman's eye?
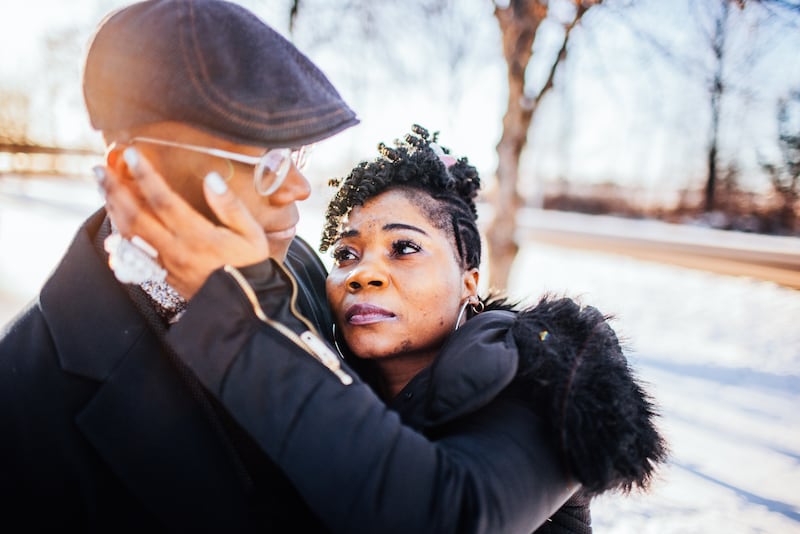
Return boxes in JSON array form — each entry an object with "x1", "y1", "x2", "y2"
[
  {"x1": 392, "y1": 240, "x2": 421, "y2": 256},
  {"x1": 332, "y1": 247, "x2": 357, "y2": 264}
]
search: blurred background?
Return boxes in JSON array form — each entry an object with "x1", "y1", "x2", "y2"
[{"x1": 1, "y1": 1, "x2": 799, "y2": 532}]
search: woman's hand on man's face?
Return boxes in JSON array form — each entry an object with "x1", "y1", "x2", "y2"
[{"x1": 96, "y1": 147, "x2": 270, "y2": 299}]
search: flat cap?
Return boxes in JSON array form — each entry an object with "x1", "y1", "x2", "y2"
[{"x1": 83, "y1": 0, "x2": 358, "y2": 147}]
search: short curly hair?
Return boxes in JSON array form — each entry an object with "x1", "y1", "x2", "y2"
[{"x1": 320, "y1": 124, "x2": 482, "y2": 270}]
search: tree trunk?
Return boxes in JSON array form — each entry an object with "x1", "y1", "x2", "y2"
[
  {"x1": 489, "y1": 1, "x2": 546, "y2": 291},
  {"x1": 705, "y1": 1, "x2": 730, "y2": 212},
  {"x1": 489, "y1": 0, "x2": 592, "y2": 290}
]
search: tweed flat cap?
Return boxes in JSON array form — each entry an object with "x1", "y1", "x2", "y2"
[{"x1": 83, "y1": 0, "x2": 358, "y2": 147}]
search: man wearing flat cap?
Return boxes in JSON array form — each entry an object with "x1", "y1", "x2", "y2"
[{"x1": 0, "y1": 0, "x2": 358, "y2": 530}]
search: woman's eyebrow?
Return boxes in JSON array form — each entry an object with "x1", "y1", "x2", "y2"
[
  {"x1": 383, "y1": 223, "x2": 429, "y2": 236},
  {"x1": 337, "y1": 223, "x2": 429, "y2": 241},
  {"x1": 339, "y1": 229, "x2": 359, "y2": 239}
]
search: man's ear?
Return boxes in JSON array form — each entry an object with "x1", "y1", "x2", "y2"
[
  {"x1": 103, "y1": 129, "x2": 133, "y2": 173},
  {"x1": 104, "y1": 141, "x2": 132, "y2": 178},
  {"x1": 105, "y1": 142, "x2": 121, "y2": 168}
]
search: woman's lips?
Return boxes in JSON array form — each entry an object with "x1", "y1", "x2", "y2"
[{"x1": 345, "y1": 303, "x2": 396, "y2": 325}]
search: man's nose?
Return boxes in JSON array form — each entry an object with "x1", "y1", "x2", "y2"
[{"x1": 269, "y1": 163, "x2": 311, "y2": 205}]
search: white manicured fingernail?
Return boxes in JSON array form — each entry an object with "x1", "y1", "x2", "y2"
[
  {"x1": 205, "y1": 171, "x2": 228, "y2": 194},
  {"x1": 92, "y1": 165, "x2": 107, "y2": 185},
  {"x1": 123, "y1": 147, "x2": 139, "y2": 170}
]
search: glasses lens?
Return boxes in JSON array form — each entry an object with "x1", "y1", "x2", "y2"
[{"x1": 254, "y1": 148, "x2": 292, "y2": 196}]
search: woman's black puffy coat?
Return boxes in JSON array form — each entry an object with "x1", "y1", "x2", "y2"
[{"x1": 166, "y1": 263, "x2": 667, "y2": 534}]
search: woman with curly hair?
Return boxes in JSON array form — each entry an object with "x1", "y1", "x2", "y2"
[{"x1": 99, "y1": 125, "x2": 667, "y2": 533}]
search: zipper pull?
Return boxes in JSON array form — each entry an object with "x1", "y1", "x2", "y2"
[{"x1": 300, "y1": 331, "x2": 354, "y2": 385}]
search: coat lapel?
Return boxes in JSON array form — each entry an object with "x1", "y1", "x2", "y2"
[
  {"x1": 74, "y1": 333, "x2": 257, "y2": 530},
  {"x1": 40, "y1": 210, "x2": 256, "y2": 529}
]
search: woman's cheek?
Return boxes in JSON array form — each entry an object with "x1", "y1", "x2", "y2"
[{"x1": 325, "y1": 271, "x2": 346, "y2": 302}]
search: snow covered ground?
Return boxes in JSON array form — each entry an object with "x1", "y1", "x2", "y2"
[
  {"x1": 508, "y1": 242, "x2": 800, "y2": 534},
  {"x1": 1, "y1": 176, "x2": 799, "y2": 533}
]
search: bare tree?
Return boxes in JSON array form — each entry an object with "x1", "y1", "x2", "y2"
[
  {"x1": 286, "y1": 0, "x2": 798, "y2": 286},
  {"x1": 614, "y1": 0, "x2": 748, "y2": 213},
  {"x1": 760, "y1": 90, "x2": 800, "y2": 232},
  {"x1": 702, "y1": 0, "x2": 734, "y2": 212},
  {"x1": 290, "y1": 0, "x2": 600, "y2": 290},
  {"x1": 488, "y1": 0, "x2": 600, "y2": 289},
  {"x1": 614, "y1": 0, "x2": 799, "y2": 216},
  {"x1": 700, "y1": 0, "x2": 799, "y2": 212},
  {"x1": 0, "y1": 91, "x2": 32, "y2": 145}
]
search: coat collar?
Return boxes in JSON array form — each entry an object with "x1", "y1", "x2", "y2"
[
  {"x1": 38, "y1": 209, "x2": 257, "y2": 529},
  {"x1": 392, "y1": 310, "x2": 519, "y2": 429},
  {"x1": 40, "y1": 209, "x2": 146, "y2": 380}
]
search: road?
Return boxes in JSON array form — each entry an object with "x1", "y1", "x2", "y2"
[{"x1": 513, "y1": 207, "x2": 800, "y2": 291}]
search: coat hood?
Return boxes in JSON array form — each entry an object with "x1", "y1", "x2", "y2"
[{"x1": 417, "y1": 296, "x2": 668, "y2": 497}]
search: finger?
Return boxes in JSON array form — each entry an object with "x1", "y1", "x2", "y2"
[
  {"x1": 122, "y1": 147, "x2": 211, "y2": 234},
  {"x1": 203, "y1": 172, "x2": 266, "y2": 242},
  {"x1": 96, "y1": 163, "x2": 148, "y2": 233},
  {"x1": 98, "y1": 158, "x2": 144, "y2": 205},
  {"x1": 96, "y1": 164, "x2": 177, "y2": 253}
]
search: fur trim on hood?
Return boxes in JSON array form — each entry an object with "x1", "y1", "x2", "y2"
[{"x1": 494, "y1": 295, "x2": 669, "y2": 496}]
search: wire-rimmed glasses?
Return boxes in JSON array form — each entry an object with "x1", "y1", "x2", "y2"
[{"x1": 130, "y1": 136, "x2": 310, "y2": 196}]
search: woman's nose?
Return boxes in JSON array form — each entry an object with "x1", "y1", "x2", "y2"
[{"x1": 345, "y1": 262, "x2": 389, "y2": 292}]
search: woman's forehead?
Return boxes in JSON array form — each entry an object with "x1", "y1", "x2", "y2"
[{"x1": 344, "y1": 190, "x2": 433, "y2": 229}]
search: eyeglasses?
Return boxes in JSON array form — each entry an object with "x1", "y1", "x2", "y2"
[{"x1": 129, "y1": 136, "x2": 310, "y2": 196}]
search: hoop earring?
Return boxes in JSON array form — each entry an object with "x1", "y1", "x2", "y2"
[
  {"x1": 454, "y1": 296, "x2": 482, "y2": 332},
  {"x1": 332, "y1": 323, "x2": 345, "y2": 359}
]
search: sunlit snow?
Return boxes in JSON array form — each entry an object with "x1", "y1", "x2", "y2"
[{"x1": 1, "y1": 176, "x2": 798, "y2": 533}]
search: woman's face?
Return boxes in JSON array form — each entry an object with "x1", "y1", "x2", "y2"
[{"x1": 326, "y1": 189, "x2": 478, "y2": 363}]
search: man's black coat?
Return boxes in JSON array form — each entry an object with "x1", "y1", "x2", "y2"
[{"x1": 0, "y1": 209, "x2": 332, "y2": 532}]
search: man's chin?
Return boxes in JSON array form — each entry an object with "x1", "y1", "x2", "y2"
[
  {"x1": 267, "y1": 236, "x2": 293, "y2": 263},
  {"x1": 265, "y1": 225, "x2": 297, "y2": 263}
]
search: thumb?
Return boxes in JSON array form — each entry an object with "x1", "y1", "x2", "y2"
[{"x1": 203, "y1": 172, "x2": 266, "y2": 243}]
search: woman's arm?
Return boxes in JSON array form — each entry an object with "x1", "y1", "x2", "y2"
[{"x1": 167, "y1": 264, "x2": 577, "y2": 534}]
